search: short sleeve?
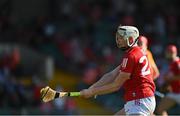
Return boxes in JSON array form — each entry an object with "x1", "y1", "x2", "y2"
[{"x1": 119, "y1": 54, "x2": 135, "y2": 73}]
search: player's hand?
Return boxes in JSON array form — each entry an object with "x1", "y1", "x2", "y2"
[
  {"x1": 80, "y1": 89, "x2": 94, "y2": 98},
  {"x1": 88, "y1": 86, "x2": 98, "y2": 98},
  {"x1": 40, "y1": 86, "x2": 56, "y2": 102}
]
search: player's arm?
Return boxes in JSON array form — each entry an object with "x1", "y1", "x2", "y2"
[
  {"x1": 89, "y1": 66, "x2": 120, "y2": 89},
  {"x1": 147, "y1": 50, "x2": 160, "y2": 80},
  {"x1": 80, "y1": 71, "x2": 130, "y2": 98},
  {"x1": 170, "y1": 75, "x2": 180, "y2": 80},
  {"x1": 165, "y1": 74, "x2": 180, "y2": 81},
  {"x1": 91, "y1": 71, "x2": 130, "y2": 95},
  {"x1": 151, "y1": 61, "x2": 160, "y2": 80},
  {"x1": 81, "y1": 54, "x2": 134, "y2": 98}
]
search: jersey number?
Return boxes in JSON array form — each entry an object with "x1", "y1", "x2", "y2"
[{"x1": 139, "y1": 56, "x2": 150, "y2": 76}]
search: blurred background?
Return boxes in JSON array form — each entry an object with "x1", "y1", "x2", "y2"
[{"x1": 0, "y1": 0, "x2": 179, "y2": 115}]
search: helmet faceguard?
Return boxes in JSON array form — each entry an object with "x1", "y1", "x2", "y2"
[{"x1": 117, "y1": 26, "x2": 139, "y2": 48}]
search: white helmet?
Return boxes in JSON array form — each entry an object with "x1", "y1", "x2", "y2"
[{"x1": 117, "y1": 26, "x2": 139, "y2": 47}]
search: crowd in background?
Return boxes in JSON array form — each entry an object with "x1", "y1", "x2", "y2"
[{"x1": 0, "y1": 0, "x2": 179, "y2": 114}]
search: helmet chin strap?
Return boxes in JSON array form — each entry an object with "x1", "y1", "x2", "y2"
[
  {"x1": 120, "y1": 38, "x2": 138, "y2": 51},
  {"x1": 120, "y1": 47, "x2": 130, "y2": 51}
]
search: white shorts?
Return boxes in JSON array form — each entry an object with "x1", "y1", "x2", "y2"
[
  {"x1": 167, "y1": 92, "x2": 180, "y2": 104},
  {"x1": 124, "y1": 96, "x2": 156, "y2": 116}
]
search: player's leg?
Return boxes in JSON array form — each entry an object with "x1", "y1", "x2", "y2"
[
  {"x1": 114, "y1": 108, "x2": 125, "y2": 115},
  {"x1": 156, "y1": 96, "x2": 176, "y2": 115}
]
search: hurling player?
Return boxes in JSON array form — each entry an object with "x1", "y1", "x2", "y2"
[
  {"x1": 80, "y1": 26, "x2": 156, "y2": 115},
  {"x1": 157, "y1": 45, "x2": 180, "y2": 116}
]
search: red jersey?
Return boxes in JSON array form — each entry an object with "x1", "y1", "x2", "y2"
[
  {"x1": 169, "y1": 57, "x2": 180, "y2": 93},
  {"x1": 120, "y1": 46, "x2": 155, "y2": 101}
]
